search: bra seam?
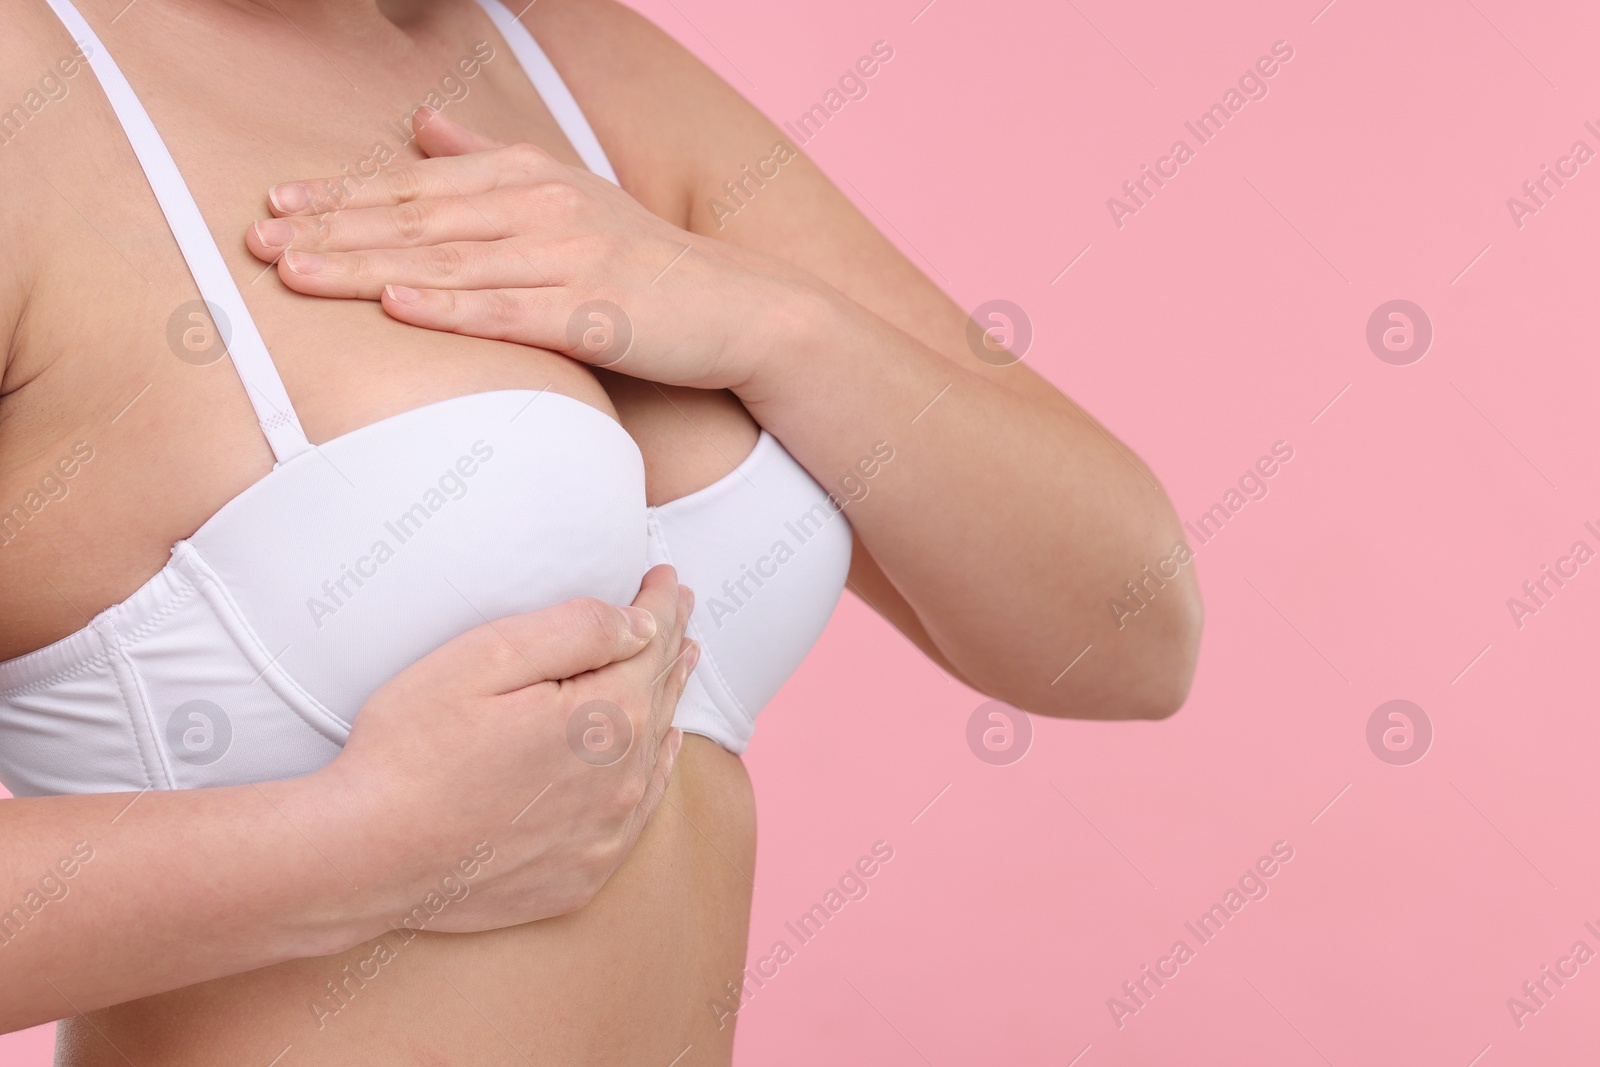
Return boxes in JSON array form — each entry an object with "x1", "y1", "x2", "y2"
[
  {"x1": 172, "y1": 544, "x2": 353, "y2": 746},
  {"x1": 647, "y1": 511, "x2": 752, "y2": 736},
  {"x1": 0, "y1": 647, "x2": 114, "y2": 699},
  {"x1": 92, "y1": 619, "x2": 168, "y2": 791},
  {"x1": 121, "y1": 576, "x2": 201, "y2": 641},
  {"x1": 0, "y1": 572, "x2": 200, "y2": 698}
]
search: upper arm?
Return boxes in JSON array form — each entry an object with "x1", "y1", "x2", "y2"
[
  {"x1": 664, "y1": 44, "x2": 1069, "y2": 414},
  {"x1": 529, "y1": 1, "x2": 1059, "y2": 668},
  {"x1": 526, "y1": 0, "x2": 1063, "y2": 405}
]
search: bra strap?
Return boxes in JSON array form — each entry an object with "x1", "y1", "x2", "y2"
[
  {"x1": 41, "y1": 0, "x2": 313, "y2": 464},
  {"x1": 470, "y1": 0, "x2": 621, "y2": 185}
]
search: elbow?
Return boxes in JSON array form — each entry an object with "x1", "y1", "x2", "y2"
[
  {"x1": 1126, "y1": 579, "x2": 1203, "y2": 723},
  {"x1": 1011, "y1": 578, "x2": 1204, "y2": 722},
  {"x1": 1117, "y1": 646, "x2": 1199, "y2": 720},
  {"x1": 1122, "y1": 584, "x2": 1204, "y2": 720},
  {"x1": 1111, "y1": 580, "x2": 1204, "y2": 721},
  {"x1": 1029, "y1": 659, "x2": 1197, "y2": 722}
]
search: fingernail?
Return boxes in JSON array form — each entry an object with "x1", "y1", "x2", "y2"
[
  {"x1": 254, "y1": 219, "x2": 293, "y2": 247},
  {"x1": 668, "y1": 729, "x2": 683, "y2": 759},
  {"x1": 283, "y1": 250, "x2": 324, "y2": 274},
  {"x1": 684, "y1": 641, "x2": 700, "y2": 673},
  {"x1": 680, "y1": 585, "x2": 695, "y2": 617},
  {"x1": 386, "y1": 284, "x2": 421, "y2": 303},
  {"x1": 269, "y1": 183, "x2": 309, "y2": 213},
  {"x1": 622, "y1": 606, "x2": 657, "y2": 640}
]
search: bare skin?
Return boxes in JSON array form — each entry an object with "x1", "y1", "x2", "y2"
[
  {"x1": 2, "y1": 0, "x2": 756, "y2": 1062},
  {"x1": 1, "y1": 0, "x2": 1203, "y2": 1061}
]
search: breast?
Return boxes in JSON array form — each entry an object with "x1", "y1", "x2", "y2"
[
  {"x1": 186, "y1": 388, "x2": 650, "y2": 730},
  {"x1": 0, "y1": 389, "x2": 647, "y2": 796},
  {"x1": 0, "y1": 389, "x2": 853, "y2": 797}
]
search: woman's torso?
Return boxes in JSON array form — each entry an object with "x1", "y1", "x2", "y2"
[{"x1": 1, "y1": 0, "x2": 760, "y2": 1060}]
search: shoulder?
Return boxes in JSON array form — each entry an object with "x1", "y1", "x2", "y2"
[
  {"x1": 517, "y1": 0, "x2": 782, "y2": 226},
  {"x1": 0, "y1": 1, "x2": 93, "y2": 161}
]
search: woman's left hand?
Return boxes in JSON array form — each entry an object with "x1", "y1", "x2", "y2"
[{"x1": 244, "y1": 108, "x2": 810, "y2": 393}]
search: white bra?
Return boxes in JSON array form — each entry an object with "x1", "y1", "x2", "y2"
[{"x1": 0, "y1": 0, "x2": 851, "y2": 797}]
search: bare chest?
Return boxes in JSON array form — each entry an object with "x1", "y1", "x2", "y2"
[{"x1": 0, "y1": 1, "x2": 756, "y2": 658}]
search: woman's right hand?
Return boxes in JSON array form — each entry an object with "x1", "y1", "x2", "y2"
[
  {"x1": 0, "y1": 566, "x2": 697, "y2": 1033},
  {"x1": 310, "y1": 563, "x2": 699, "y2": 936}
]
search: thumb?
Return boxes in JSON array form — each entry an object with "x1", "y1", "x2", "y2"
[{"x1": 413, "y1": 106, "x2": 504, "y2": 157}]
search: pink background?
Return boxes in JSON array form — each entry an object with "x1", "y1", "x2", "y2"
[{"x1": 8, "y1": 0, "x2": 1600, "y2": 1063}]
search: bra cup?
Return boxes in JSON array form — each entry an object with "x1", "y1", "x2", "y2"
[
  {"x1": 0, "y1": 401, "x2": 852, "y2": 796},
  {"x1": 3, "y1": 0, "x2": 854, "y2": 799},
  {"x1": 647, "y1": 433, "x2": 853, "y2": 751},
  {"x1": 187, "y1": 391, "x2": 649, "y2": 726}
]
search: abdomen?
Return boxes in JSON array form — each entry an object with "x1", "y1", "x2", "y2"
[{"x1": 58, "y1": 737, "x2": 755, "y2": 1067}]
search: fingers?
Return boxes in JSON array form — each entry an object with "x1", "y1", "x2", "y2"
[
  {"x1": 597, "y1": 568, "x2": 694, "y2": 707},
  {"x1": 640, "y1": 588, "x2": 696, "y2": 749},
  {"x1": 379, "y1": 285, "x2": 578, "y2": 350},
  {"x1": 267, "y1": 141, "x2": 558, "y2": 217},
  {"x1": 637, "y1": 728, "x2": 685, "y2": 829},
  {"x1": 451, "y1": 591, "x2": 664, "y2": 695},
  {"x1": 620, "y1": 629, "x2": 693, "y2": 829},
  {"x1": 646, "y1": 585, "x2": 694, "y2": 688},
  {"x1": 600, "y1": 726, "x2": 683, "y2": 891},
  {"x1": 656, "y1": 635, "x2": 697, "y2": 744},
  {"x1": 414, "y1": 106, "x2": 505, "y2": 157},
  {"x1": 263, "y1": 241, "x2": 562, "y2": 302},
  {"x1": 246, "y1": 198, "x2": 508, "y2": 260}
]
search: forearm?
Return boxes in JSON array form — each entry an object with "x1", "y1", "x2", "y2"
[
  {"x1": 0, "y1": 775, "x2": 377, "y2": 1033},
  {"x1": 737, "y1": 286, "x2": 1202, "y2": 719}
]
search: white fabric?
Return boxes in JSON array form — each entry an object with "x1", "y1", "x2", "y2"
[{"x1": 0, "y1": 0, "x2": 851, "y2": 796}]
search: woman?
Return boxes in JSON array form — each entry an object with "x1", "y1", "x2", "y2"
[{"x1": 0, "y1": 0, "x2": 1202, "y2": 1062}]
